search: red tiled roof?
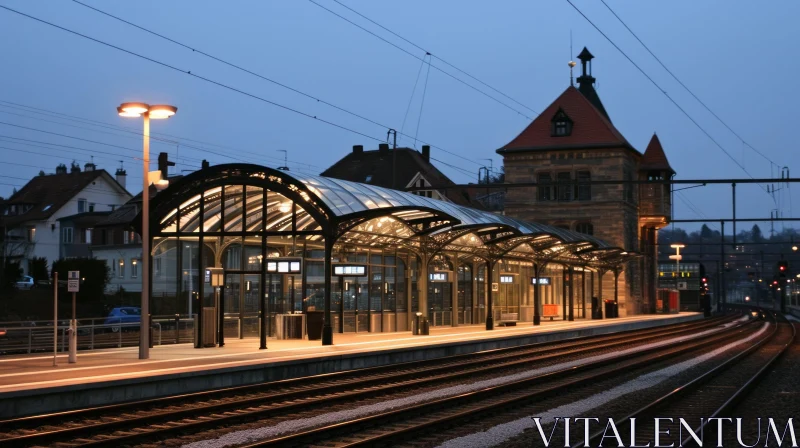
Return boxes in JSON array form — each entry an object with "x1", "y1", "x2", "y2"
[
  {"x1": 497, "y1": 86, "x2": 635, "y2": 153},
  {"x1": 640, "y1": 133, "x2": 675, "y2": 173}
]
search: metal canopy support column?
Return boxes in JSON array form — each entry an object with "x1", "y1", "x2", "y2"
[
  {"x1": 614, "y1": 268, "x2": 620, "y2": 314},
  {"x1": 533, "y1": 263, "x2": 541, "y2": 326},
  {"x1": 590, "y1": 270, "x2": 595, "y2": 318},
  {"x1": 218, "y1": 285, "x2": 225, "y2": 347},
  {"x1": 472, "y1": 260, "x2": 479, "y2": 324},
  {"x1": 582, "y1": 268, "x2": 587, "y2": 319},
  {"x1": 322, "y1": 233, "x2": 335, "y2": 346},
  {"x1": 259, "y1": 191, "x2": 267, "y2": 350},
  {"x1": 195, "y1": 188, "x2": 205, "y2": 349},
  {"x1": 485, "y1": 259, "x2": 495, "y2": 330},
  {"x1": 451, "y1": 254, "x2": 459, "y2": 327},
  {"x1": 568, "y1": 266, "x2": 574, "y2": 321},
  {"x1": 562, "y1": 266, "x2": 567, "y2": 321},
  {"x1": 597, "y1": 270, "x2": 604, "y2": 319},
  {"x1": 418, "y1": 254, "x2": 429, "y2": 323}
]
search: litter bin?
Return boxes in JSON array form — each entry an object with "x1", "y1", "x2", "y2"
[
  {"x1": 591, "y1": 297, "x2": 602, "y2": 319},
  {"x1": 306, "y1": 311, "x2": 324, "y2": 340},
  {"x1": 604, "y1": 300, "x2": 618, "y2": 318},
  {"x1": 413, "y1": 312, "x2": 422, "y2": 335},
  {"x1": 420, "y1": 316, "x2": 429, "y2": 335}
]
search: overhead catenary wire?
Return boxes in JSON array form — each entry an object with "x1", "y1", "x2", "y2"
[
  {"x1": 598, "y1": 0, "x2": 781, "y2": 170},
  {"x1": 67, "y1": 1, "x2": 482, "y2": 168},
  {"x1": 564, "y1": 0, "x2": 770, "y2": 197},
  {"x1": 0, "y1": 100, "x2": 320, "y2": 170},
  {"x1": 414, "y1": 53, "x2": 432, "y2": 149},
  {"x1": 306, "y1": 0, "x2": 535, "y2": 122},
  {"x1": 328, "y1": 0, "x2": 539, "y2": 116}
]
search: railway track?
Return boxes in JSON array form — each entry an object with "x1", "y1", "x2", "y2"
[
  {"x1": 574, "y1": 309, "x2": 794, "y2": 448},
  {"x1": 233, "y1": 314, "x2": 761, "y2": 448},
  {"x1": 0, "y1": 315, "x2": 738, "y2": 447}
]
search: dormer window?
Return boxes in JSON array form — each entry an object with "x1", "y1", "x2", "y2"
[{"x1": 550, "y1": 108, "x2": 573, "y2": 137}]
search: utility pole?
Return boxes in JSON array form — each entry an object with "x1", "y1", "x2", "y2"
[
  {"x1": 277, "y1": 150, "x2": 289, "y2": 171},
  {"x1": 388, "y1": 129, "x2": 397, "y2": 189}
]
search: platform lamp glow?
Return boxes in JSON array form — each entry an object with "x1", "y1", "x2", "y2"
[
  {"x1": 669, "y1": 244, "x2": 685, "y2": 289},
  {"x1": 118, "y1": 102, "x2": 177, "y2": 360}
]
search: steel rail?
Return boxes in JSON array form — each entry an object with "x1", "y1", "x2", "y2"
[
  {"x1": 0, "y1": 316, "x2": 731, "y2": 447},
  {"x1": 236, "y1": 316, "x2": 758, "y2": 447},
  {"x1": 573, "y1": 309, "x2": 784, "y2": 448}
]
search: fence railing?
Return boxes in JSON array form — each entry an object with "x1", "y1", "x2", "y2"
[{"x1": 0, "y1": 314, "x2": 195, "y2": 355}]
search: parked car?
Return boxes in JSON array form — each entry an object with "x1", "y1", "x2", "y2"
[
  {"x1": 104, "y1": 307, "x2": 141, "y2": 332},
  {"x1": 15, "y1": 276, "x2": 35, "y2": 290}
]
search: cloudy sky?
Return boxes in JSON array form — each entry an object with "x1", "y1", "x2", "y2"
[{"x1": 1, "y1": 0, "x2": 798, "y2": 232}]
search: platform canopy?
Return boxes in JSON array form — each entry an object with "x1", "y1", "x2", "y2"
[{"x1": 140, "y1": 164, "x2": 636, "y2": 269}]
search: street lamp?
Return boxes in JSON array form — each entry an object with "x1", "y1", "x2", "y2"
[
  {"x1": 118, "y1": 102, "x2": 177, "y2": 360},
  {"x1": 669, "y1": 244, "x2": 685, "y2": 287}
]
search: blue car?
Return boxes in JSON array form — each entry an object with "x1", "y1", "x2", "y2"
[{"x1": 104, "y1": 307, "x2": 141, "y2": 332}]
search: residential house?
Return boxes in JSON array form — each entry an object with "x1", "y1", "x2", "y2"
[{"x1": 1, "y1": 163, "x2": 131, "y2": 275}]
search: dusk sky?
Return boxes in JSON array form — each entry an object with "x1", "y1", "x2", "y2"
[{"x1": 1, "y1": 0, "x2": 798, "y2": 233}]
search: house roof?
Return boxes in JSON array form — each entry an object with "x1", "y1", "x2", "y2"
[
  {"x1": 57, "y1": 211, "x2": 112, "y2": 227},
  {"x1": 496, "y1": 86, "x2": 636, "y2": 155},
  {"x1": 1, "y1": 170, "x2": 128, "y2": 227},
  {"x1": 640, "y1": 133, "x2": 675, "y2": 174},
  {"x1": 94, "y1": 175, "x2": 184, "y2": 229},
  {"x1": 320, "y1": 147, "x2": 479, "y2": 207}
]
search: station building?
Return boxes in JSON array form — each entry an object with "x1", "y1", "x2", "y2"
[
  {"x1": 135, "y1": 163, "x2": 636, "y2": 347},
  {"x1": 497, "y1": 47, "x2": 675, "y2": 316}
]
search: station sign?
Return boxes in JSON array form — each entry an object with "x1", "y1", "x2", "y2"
[
  {"x1": 530, "y1": 277, "x2": 552, "y2": 285},
  {"x1": 266, "y1": 257, "x2": 303, "y2": 274},
  {"x1": 499, "y1": 274, "x2": 515, "y2": 284},
  {"x1": 429, "y1": 271, "x2": 450, "y2": 282},
  {"x1": 67, "y1": 271, "x2": 80, "y2": 293},
  {"x1": 333, "y1": 264, "x2": 367, "y2": 276}
]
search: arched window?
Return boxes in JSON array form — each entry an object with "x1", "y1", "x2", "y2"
[{"x1": 575, "y1": 222, "x2": 594, "y2": 236}]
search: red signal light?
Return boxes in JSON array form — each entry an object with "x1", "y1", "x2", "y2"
[{"x1": 774, "y1": 280, "x2": 779, "y2": 285}]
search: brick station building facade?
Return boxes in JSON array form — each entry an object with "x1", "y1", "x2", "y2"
[{"x1": 497, "y1": 48, "x2": 675, "y2": 316}]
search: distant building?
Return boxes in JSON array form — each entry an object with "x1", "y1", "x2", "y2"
[
  {"x1": 91, "y1": 155, "x2": 183, "y2": 294},
  {"x1": 321, "y1": 144, "x2": 482, "y2": 208},
  {"x1": 1, "y1": 163, "x2": 131, "y2": 274},
  {"x1": 496, "y1": 47, "x2": 675, "y2": 315}
]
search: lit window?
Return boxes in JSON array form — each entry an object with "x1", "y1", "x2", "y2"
[
  {"x1": 119, "y1": 259, "x2": 125, "y2": 278},
  {"x1": 131, "y1": 259, "x2": 139, "y2": 278},
  {"x1": 27, "y1": 227, "x2": 35, "y2": 242}
]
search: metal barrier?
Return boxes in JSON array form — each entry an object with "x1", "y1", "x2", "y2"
[{"x1": 0, "y1": 314, "x2": 192, "y2": 356}]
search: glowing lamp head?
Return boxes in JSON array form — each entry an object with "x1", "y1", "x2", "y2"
[
  {"x1": 118, "y1": 102, "x2": 149, "y2": 117},
  {"x1": 148, "y1": 104, "x2": 177, "y2": 119},
  {"x1": 278, "y1": 202, "x2": 291, "y2": 214}
]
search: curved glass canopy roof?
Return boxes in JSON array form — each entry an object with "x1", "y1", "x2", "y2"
[{"x1": 145, "y1": 164, "x2": 636, "y2": 269}]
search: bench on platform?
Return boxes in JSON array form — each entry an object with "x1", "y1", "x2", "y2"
[
  {"x1": 542, "y1": 304, "x2": 560, "y2": 321},
  {"x1": 498, "y1": 312, "x2": 519, "y2": 326}
]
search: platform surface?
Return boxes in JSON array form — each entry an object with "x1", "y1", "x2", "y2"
[{"x1": 0, "y1": 313, "x2": 698, "y2": 394}]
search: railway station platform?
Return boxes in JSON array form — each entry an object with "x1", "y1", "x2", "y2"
[{"x1": 0, "y1": 312, "x2": 701, "y2": 418}]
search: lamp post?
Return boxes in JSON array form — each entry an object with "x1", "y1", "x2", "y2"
[
  {"x1": 118, "y1": 102, "x2": 177, "y2": 360},
  {"x1": 669, "y1": 243, "x2": 685, "y2": 288}
]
